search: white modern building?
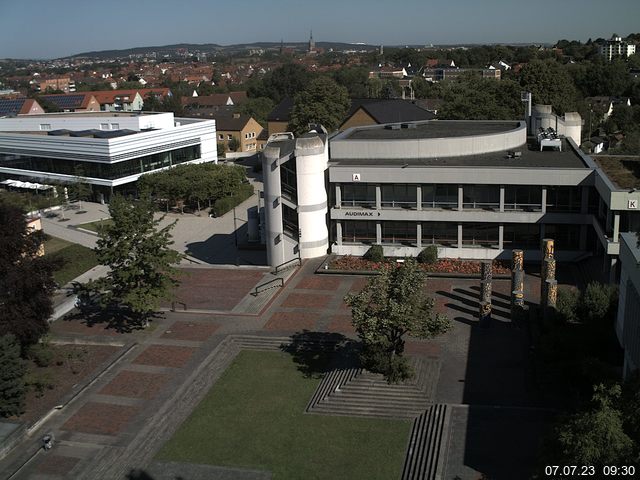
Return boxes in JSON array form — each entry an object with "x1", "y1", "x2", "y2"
[
  {"x1": 599, "y1": 35, "x2": 636, "y2": 61},
  {"x1": 0, "y1": 111, "x2": 217, "y2": 200},
  {"x1": 261, "y1": 107, "x2": 640, "y2": 279}
]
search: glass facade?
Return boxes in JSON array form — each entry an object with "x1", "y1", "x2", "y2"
[
  {"x1": 422, "y1": 184, "x2": 458, "y2": 209},
  {"x1": 280, "y1": 160, "x2": 297, "y2": 202},
  {"x1": 381, "y1": 221, "x2": 416, "y2": 245},
  {"x1": 503, "y1": 223, "x2": 539, "y2": 249},
  {"x1": 504, "y1": 185, "x2": 542, "y2": 211},
  {"x1": 462, "y1": 223, "x2": 499, "y2": 248},
  {"x1": 463, "y1": 185, "x2": 500, "y2": 210},
  {"x1": 544, "y1": 224, "x2": 581, "y2": 249},
  {"x1": 422, "y1": 222, "x2": 458, "y2": 246},
  {"x1": 343, "y1": 220, "x2": 376, "y2": 243},
  {"x1": 381, "y1": 184, "x2": 416, "y2": 208},
  {"x1": 342, "y1": 184, "x2": 376, "y2": 207},
  {"x1": 546, "y1": 186, "x2": 581, "y2": 213},
  {"x1": 282, "y1": 204, "x2": 298, "y2": 239},
  {"x1": 0, "y1": 145, "x2": 200, "y2": 180}
]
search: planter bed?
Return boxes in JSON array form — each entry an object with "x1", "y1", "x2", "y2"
[{"x1": 317, "y1": 255, "x2": 511, "y2": 278}]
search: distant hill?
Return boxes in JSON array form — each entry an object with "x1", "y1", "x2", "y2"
[{"x1": 66, "y1": 41, "x2": 381, "y2": 59}]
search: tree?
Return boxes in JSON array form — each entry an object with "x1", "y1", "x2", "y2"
[
  {"x1": 554, "y1": 385, "x2": 634, "y2": 466},
  {"x1": 249, "y1": 63, "x2": 313, "y2": 103},
  {"x1": 71, "y1": 165, "x2": 92, "y2": 210},
  {"x1": 289, "y1": 77, "x2": 350, "y2": 134},
  {"x1": 0, "y1": 334, "x2": 27, "y2": 417},
  {"x1": 227, "y1": 136, "x2": 241, "y2": 152},
  {"x1": 333, "y1": 66, "x2": 370, "y2": 98},
  {"x1": 235, "y1": 97, "x2": 274, "y2": 126},
  {"x1": 519, "y1": 59, "x2": 579, "y2": 113},
  {"x1": 0, "y1": 201, "x2": 59, "y2": 349},
  {"x1": 81, "y1": 195, "x2": 182, "y2": 326},
  {"x1": 344, "y1": 259, "x2": 451, "y2": 382}
]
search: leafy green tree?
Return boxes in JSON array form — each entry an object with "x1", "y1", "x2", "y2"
[
  {"x1": 519, "y1": 59, "x2": 579, "y2": 113},
  {"x1": 249, "y1": 63, "x2": 313, "y2": 103},
  {"x1": 344, "y1": 259, "x2": 451, "y2": 382},
  {"x1": 554, "y1": 385, "x2": 634, "y2": 466},
  {"x1": 578, "y1": 282, "x2": 617, "y2": 325},
  {"x1": 439, "y1": 76, "x2": 522, "y2": 120},
  {"x1": 235, "y1": 97, "x2": 274, "y2": 126},
  {"x1": 0, "y1": 334, "x2": 27, "y2": 417},
  {"x1": 289, "y1": 77, "x2": 350, "y2": 134},
  {"x1": 227, "y1": 136, "x2": 241, "y2": 152},
  {"x1": 81, "y1": 195, "x2": 182, "y2": 326},
  {"x1": 0, "y1": 201, "x2": 59, "y2": 349},
  {"x1": 71, "y1": 165, "x2": 92, "y2": 210},
  {"x1": 333, "y1": 66, "x2": 370, "y2": 98}
]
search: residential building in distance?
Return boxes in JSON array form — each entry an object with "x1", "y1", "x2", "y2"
[
  {"x1": 39, "y1": 93, "x2": 101, "y2": 112},
  {"x1": 340, "y1": 99, "x2": 436, "y2": 131},
  {"x1": 599, "y1": 34, "x2": 636, "y2": 61},
  {"x1": 214, "y1": 113, "x2": 263, "y2": 153},
  {"x1": 0, "y1": 98, "x2": 45, "y2": 117},
  {"x1": 0, "y1": 112, "x2": 217, "y2": 201},
  {"x1": 37, "y1": 77, "x2": 75, "y2": 93}
]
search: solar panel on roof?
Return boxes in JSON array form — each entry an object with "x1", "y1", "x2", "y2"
[
  {"x1": 0, "y1": 99, "x2": 25, "y2": 116},
  {"x1": 41, "y1": 94, "x2": 84, "y2": 109}
]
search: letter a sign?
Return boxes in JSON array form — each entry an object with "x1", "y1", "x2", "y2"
[{"x1": 352, "y1": 173, "x2": 361, "y2": 182}]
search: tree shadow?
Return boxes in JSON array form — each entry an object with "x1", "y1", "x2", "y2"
[
  {"x1": 280, "y1": 330, "x2": 360, "y2": 378},
  {"x1": 126, "y1": 470, "x2": 185, "y2": 480},
  {"x1": 65, "y1": 302, "x2": 163, "y2": 333}
]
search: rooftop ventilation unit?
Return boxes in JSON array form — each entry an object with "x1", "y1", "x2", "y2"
[
  {"x1": 401, "y1": 123, "x2": 417, "y2": 129},
  {"x1": 507, "y1": 151, "x2": 522, "y2": 158},
  {"x1": 384, "y1": 124, "x2": 401, "y2": 130}
]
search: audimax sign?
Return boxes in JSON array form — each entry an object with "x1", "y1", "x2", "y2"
[{"x1": 343, "y1": 211, "x2": 381, "y2": 217}]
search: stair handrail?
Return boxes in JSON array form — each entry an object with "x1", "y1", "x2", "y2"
[
  {"x1": 272, "y1": 257, "x2": 301, "y2": 275},
  {"x1": 253, "y1": 277, "x2": 284, "y2": 295}
]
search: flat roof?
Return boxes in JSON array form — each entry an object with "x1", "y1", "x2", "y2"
[
  {"x1": 330, "y1": 138, "x2": 589, "y2": 169},
  {"x1": 594, "y1": 156, "x2": 640, "y2": 189},
  {"x1": 344, "y1": 121, "x2": 521, "y2": 140}
]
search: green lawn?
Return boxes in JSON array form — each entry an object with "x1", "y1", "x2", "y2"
[
  {"x1": 157, "y1": 350, "x2": 411, "y2": 480},
  {"x1": 76, "y1": 219, "x2": 113, "y2": 233},
  {"x1": 44, "y1": 236, "x2": 99, "y2": 285}
]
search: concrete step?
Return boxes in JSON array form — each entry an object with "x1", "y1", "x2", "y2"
[
  {"x1": 319, "y1": 392, "x2": 429, "y2": 408},
  {"x1": 402, "y1": 404, "x2": 451, "y2": 480},
  {"x1": 310, "y1": 404, "x2": 422, "y2": 419},
  {"x1": 336, "y1": 386, "x2": 430, "y2": 400}
]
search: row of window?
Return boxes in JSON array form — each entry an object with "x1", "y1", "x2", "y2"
[
  {"x1": 340, "y1": 184, "x2": 586, "y2": 213},
  {"x1": 0, "y1": 145, "x2": 200, "y2": 180},
  {"x1": 338, "y1": 221, "x2": 581, "y2": 249}
]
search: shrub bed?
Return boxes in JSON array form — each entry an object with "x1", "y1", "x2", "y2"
[
  {"x1": 329, "y1": 255, "x2": 510, "y2": 275},
  {"x1": 212, "y1": 183, "x2": 254, "y2": 217}
]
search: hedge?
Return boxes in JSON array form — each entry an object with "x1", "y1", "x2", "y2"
[{"x1": 212, "y1": 183, "x2": 254, "y2": 217}]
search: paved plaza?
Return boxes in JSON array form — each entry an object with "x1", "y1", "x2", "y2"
[{"x1": 1, "y1": 258, "x2": 556, "y2": 480}]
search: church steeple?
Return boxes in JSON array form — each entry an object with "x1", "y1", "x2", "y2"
[{"x1": 309, "y1": 30, "x2": 316, "y2": 53}]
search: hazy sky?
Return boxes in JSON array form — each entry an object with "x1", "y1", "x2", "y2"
[{"x1": 1, "y1": 0, "x2": 639, "y2": 59}]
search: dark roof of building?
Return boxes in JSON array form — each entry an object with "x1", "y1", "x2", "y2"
[
  {"x1": 40, "y1": 94, "x2": 88, "y2": 110},
  {"x1": 345, "y1": 120, "x2": 517, "y2": 140},
  {"x1": 212, "y1": 114, "x2": 252, "y2": 131},
  {"x1": 344, "y1": 99, "x2": 436, "y2": 126},
  {"x1": 330, "y1": 138, "x2": 588, "y2": 169},
  {"x1": 267, "y1": 97, "x2": 294, "y2": 122}
]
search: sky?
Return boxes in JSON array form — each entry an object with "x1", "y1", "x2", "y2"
[{"x1": 1, "y1": 0, "x2": 639, "y2": 59}]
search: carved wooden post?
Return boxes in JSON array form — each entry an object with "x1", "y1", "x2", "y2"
[
  {"x1": 511, "y1": 250, "x2": 525, "y2": 310},
  {"x1": 540, "y1": 238, "x2": 555, "y2": 307}
]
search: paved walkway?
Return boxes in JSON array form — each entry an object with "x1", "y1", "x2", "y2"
[{"x1": 2, "y1": 258, "x2": 550, "y2": 480}]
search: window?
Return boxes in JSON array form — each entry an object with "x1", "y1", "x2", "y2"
[
  {"x1": 343, "y1": 221, "x2": 376, "y2": 244},
  {"x1": 422, "y1": 222, "x2": 458, "y2": 246},
  {"x1": 227, "y1": 134, "x2": 233, "y2": 140},
  {"x1": 381, "y1": 221, "x2": 416, "y2": 245},
  {"x1": 503, "y1": 224, "x2": 539, "y2": 249},
  {"x1": 462, "y1": 223, "x2": 499, "y2": 248},
  {"x1": 100, "y1": 123, "x2": 109, "y2": 130},
  {"x1": 462, "y1": 185, "x2": 500, "y2": 210},
  {"x1": 218, "y1": 134, "x2": 223, "y2": 140},
  {"x1": 381, "y1": 184, "x2": 416, "y2": 208},
  {"x1": 111, "y1": 123, "x2": 119, "y2": 130},
  {"x1": 546, "y1": 186, "x2": 581, "y2": 213},
  {"x1": 39, "y1": 124, "x2": 51, "y2": 131},
  {"x1": 504, "y1": 186, "x2": 542, "y2": 211},
  {"x1": 342, "y1": 184, "x2": 376, "y2": 207},
  {"x1": 544, "y1": 224, "x2": 581, "y2": 250},
  {"x1": 422, "y1": 184, "x2": 458, "y2": 209}
]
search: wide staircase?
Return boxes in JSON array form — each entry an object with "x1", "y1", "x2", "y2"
[
  {"x1": 306, "y1": 357, "x2": 440, "y2": 419},
  {"x1": 401, "y1": 404, "x2": 451, "y2": 480}
]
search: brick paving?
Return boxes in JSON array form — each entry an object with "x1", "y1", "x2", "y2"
[
  {"x1": 264, "y1": 311, "x2": 317, "y2": 331},
  {"x1": 100, "y1": 371, "x2": 170, "y2": 399},
  {"x1": 161, "y1": 321, "x2": 219, "y2": 341},
  {"x1": 281, "y1": 292, "x2": 332, "y2": 309},
  {"x1": 133, "y1": 345, "x2": 197, "y2": 368},
  {"x1": 327, "y1": 314, "x2": 356, "y2": 335},
  {"x1": 169, "y1": 268, "x2": 265, "y2": 311},
  {"x1": 295, "y1": 276, "x2": 341, "y2": 290},
  {"x1": 62, "y1": 402, "x2": 139, "y2": 436},
  {"x1": 35, "y1": 455, "x2": 80, "y2": 475}
]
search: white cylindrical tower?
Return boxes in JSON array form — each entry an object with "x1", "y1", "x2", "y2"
[
  {"x1": 295, "y1": 135, "x2": 329, "y2": 260},
  {"x1": 262, "y1": 143, "x2": 285, "y2": 267}
]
